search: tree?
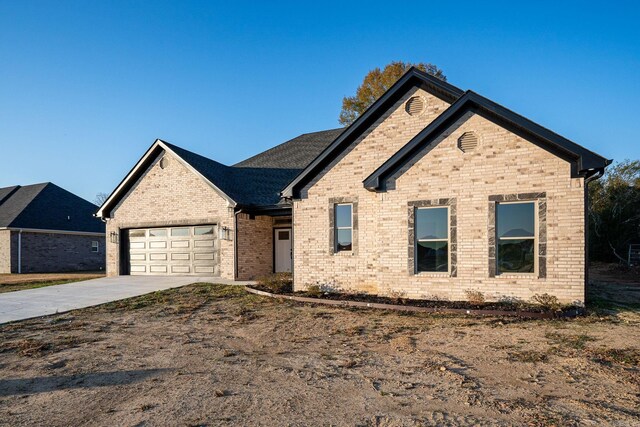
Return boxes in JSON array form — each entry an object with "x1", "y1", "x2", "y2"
[
  {"x1": 338, "y1": 61, "x2": 446, "y2": 126},
  {"x1": 94, "y1": 192, "x2": 109, "y2": 206},
  {"x1": 588, "y1": 159, "x2": 640, "y2": 263}
]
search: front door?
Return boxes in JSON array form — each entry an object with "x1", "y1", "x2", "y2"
[{"x1": 274, "y1": 228, "x2": 292, "y2": 273}]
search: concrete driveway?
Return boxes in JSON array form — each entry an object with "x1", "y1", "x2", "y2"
[{"x1": 0, "y1": 276, "x2": 253, "y2": 324}]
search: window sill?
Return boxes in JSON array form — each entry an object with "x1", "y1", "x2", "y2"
[
  {"x1": 414, "y1": 272, "x2": 451, "y2": 278},
  {"x1": 332, "y1": 251, "x2": 355, "y2": 256},
  {"x1": 495, "y1": 273, "x2": 541, "y2": 279}
]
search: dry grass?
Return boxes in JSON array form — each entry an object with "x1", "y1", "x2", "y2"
[
  {"x1": 0, "y1": 273, "x2": 638, "y2": 426},
  {"x1": 0, "y1": 272, "x2": 104, "y2": 293}
]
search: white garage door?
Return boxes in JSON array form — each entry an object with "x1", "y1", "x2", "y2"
[{"x1": 128, "y1": 225, "x2": 219, "y2": 276}]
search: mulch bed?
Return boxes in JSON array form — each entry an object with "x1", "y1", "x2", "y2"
[{"x1": 246, "y1": 285, "x2": 584, "y2": 319}]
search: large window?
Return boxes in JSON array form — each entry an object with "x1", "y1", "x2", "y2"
[
  {"x1": 415, "y1": 207, "x2": 449, "y2": 272},
  {"x1": 496, "y1": 202, "x2": 535, "y2": 274},
  {"x1": 335, "y1": 204, "x2": 353, "y2": 252}
]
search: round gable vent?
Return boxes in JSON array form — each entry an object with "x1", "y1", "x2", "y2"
[
  {"x1": 458, "y1": 132, "x2": 478, "y2": 153},
  {"x1": 405, "y1": 96, "x2": 425, "y2": 116},
  {"x1": 159, "y1": 156, "x2": 170, "y2": 169}
]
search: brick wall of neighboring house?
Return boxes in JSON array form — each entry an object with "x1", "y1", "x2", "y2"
[
  {"x1": 14, "y1": 231, "x2": 105, "y2": 273},
  {"x1": 293, "y1": 88, "x2": 587, "y2": 304},
  {"x1": 105, "y1": 151, "x2": 236, "y2": 278},
  {"x1": 0, "y1": 230, "x2": 11, "y2": 274},
  {"x1": 236, "y1": 214, "x2": 273, "y2": 280}
]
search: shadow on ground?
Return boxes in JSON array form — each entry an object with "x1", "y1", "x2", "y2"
[
  {"x1": 587, "y1": 281, "x2": 640, "y2": 315},
  {"x1": 0, "y1": 368, "x2": 170, "y2": 396}
]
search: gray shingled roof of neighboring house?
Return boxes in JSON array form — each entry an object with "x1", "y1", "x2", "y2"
[
  {"x1": 0, "y1": 183, "x2": 105, "y2": 233},
  {"x1": 163, "y1": 128, "x2": 343, "y2": 206}
]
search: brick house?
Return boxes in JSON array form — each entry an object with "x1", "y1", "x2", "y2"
[
  {"x1": 0, "y1": 183, "x2": 105, "y2": 273},
  {"x1": 97, "y1": 68, "x2": 610, "y2": 304}
]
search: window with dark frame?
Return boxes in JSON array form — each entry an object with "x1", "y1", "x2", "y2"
[
  {"x1": 496, "y1": 202, "x2": 536, "y2": 274},
  {"x1": 91, "y1": 241, "x2": 99, "y2": 253},
  {"x1": 334, "y1": 203, "x2": 353, "y2": 252},
  {"x1": 415, "y1": 207, "x2": 449, "y2": 272}
]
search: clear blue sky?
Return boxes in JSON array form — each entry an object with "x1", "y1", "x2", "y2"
[{"x1": 1, "y1": 1, "x2": 638, "y2": 202}]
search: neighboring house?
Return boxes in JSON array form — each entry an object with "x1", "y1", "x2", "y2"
[
  {"x1": 0, "y1": 183, "x2": 105, "y2": 273},
  {"x1": 97, "y1": 68, "x2": 610, "y2": 304}
]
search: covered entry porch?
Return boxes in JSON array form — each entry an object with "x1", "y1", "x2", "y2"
[{"x1": 235, "y1": 205, "x2": 292, "y2": 281}]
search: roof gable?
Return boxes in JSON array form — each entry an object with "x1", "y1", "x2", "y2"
[
  {"x1": 363, "y1": 91, "x2": 612, "y2": 191},
  {"x1": 97, "y1": 140, "x2": 237, "y2": 218},
  {"x1": 166, "y1": 141, "x2": 303, "y2": 207},
  {"x1": 0, "y1": 183, "x2": 104, "y2": 233},
  {"x1": 98, "y1": 129, "x2": 342, "y2": 217},
  {"x1": 281, "y1": 67, "x2": 465, "y2": 198}
]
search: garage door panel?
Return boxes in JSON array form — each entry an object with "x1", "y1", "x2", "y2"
[
  {"x1": 128, "y1": 225, "x2": 218, "y2": 276},
  {"x1": 194, "y1": 239, "x2": 214, "y2": 248}
]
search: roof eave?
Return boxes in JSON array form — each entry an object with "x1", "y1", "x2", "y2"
[{"x1": 363, "y1": 91, "x2": 611, "y2": 192}]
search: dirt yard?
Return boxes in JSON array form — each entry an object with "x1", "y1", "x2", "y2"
[
  {"x1": 0, "y1": 272, "x2": 105, "y2": 293},
  {"x1": 0, "y1": 275, "x2": 638, "y2": 426}
]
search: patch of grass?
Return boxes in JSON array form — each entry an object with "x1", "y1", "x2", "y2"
[
  {"x1": 590, "y1": 348, "x2": 640, "y2": 366},
  {"x1": 0, "y1": 279, "x2": 90, "y2": 294},
  {"x1": 1, "y1": 334, "x2": 94, "y2": 358},
  {"x1": 588, "y1": 297, "x2": 640, "y2": 313},
  {"x1": 16, "y1": 338, "x2": 53, "y2": 357},
  {"x1": 99, "y1": 283, "x2": 249, "y2": 314},
  {"x1": 507, "y1": 350, "x2": 548, "y2": 363},
  {"x1": 545, "y1": 332, "x2": 598, "y2": 350}
]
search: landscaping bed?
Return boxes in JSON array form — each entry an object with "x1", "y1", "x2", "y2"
[{"x1": 248, "y1": 280, "x2": 583, "y2": 319}]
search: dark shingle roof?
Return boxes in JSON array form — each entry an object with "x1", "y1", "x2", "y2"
[
  {"x1": 163, "y1": 128, "x2": 342, "y2": 206},
  {"x1": 0, "y1": 186, "x2": 20, "y2": 205},
  {"x1": 233, "y1": 129, "x2": 344, "y2": 169},
  {"x1": 0, "y1": 183, "x2": 105, "y2": 233}
]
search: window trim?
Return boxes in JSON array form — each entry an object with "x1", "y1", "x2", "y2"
[
  {"x1": 328, "y1": 197, "x2": 358, "y2": 255},
  {"x1": 495, "y1": 201, "x2": 537, "y2": 276},
  {"x1": 408, "y1": 198, "x2": 457, "y2": 276},
  {"x1": 488, "y1": 192, "x2": 547, "y2": 279},
  {"x1": 415, "y1": 205, "x2": 450, "y2": 273},
  {"x1": 334, "y1": 203, "x2": 353, "y2": 252},
  {"x1": 91, "y1": 240, "x2": 99, "y2": 253}
]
